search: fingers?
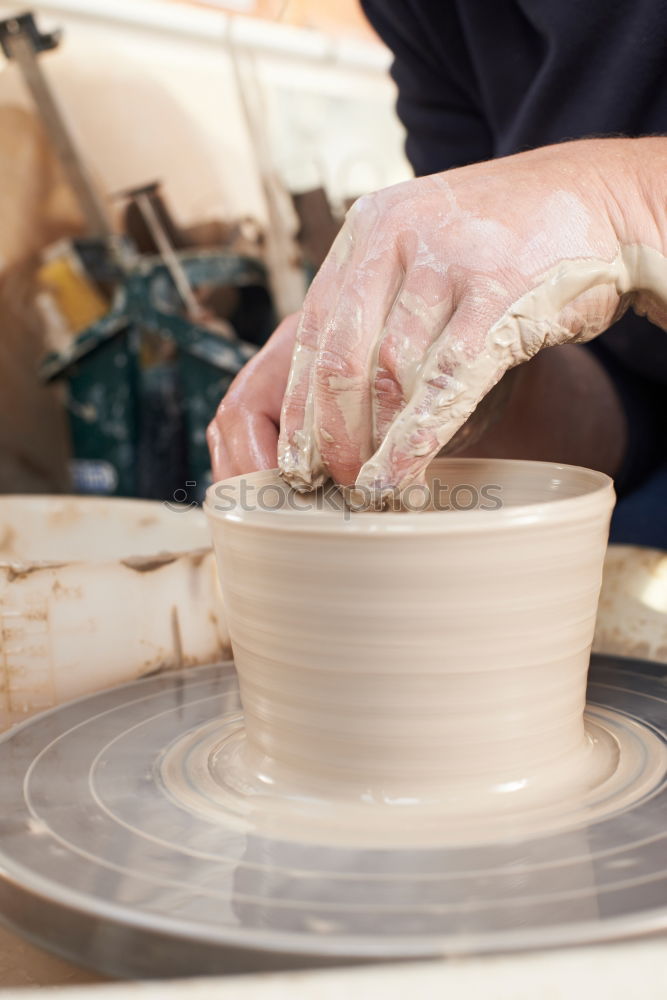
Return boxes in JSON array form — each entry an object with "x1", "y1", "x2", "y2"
[
  {"x1": 278, "y1": 226, "x2": 358, "y2": 490},
  {"x1": 371, "y1": 272, "x2": 454, "y2": 447},
  {"x1": 356, "y1": 264, "x2": 620, "y2": 496},
  {"x1": 312, "y1": 254, "x2": 404, "y2": 486},
  {"x1": 356, "y1": 312, "x2": 509, "y2": 496},
  {"x1": 206, "y1": 312, "x2": 299, "y2": 481},
  {"x1": 280, "y1": 197, "x2": 408, "y2": 489},
  {"x1": 277, "y1": 276, "x2": 332, "y2": 491}
]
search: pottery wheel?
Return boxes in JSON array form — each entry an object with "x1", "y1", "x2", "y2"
[{"x1": 1, "y1": 654, "x2": 666, "y2": 979}]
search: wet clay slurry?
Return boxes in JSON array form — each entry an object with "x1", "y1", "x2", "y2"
[{"x1": 200, "y1": 460, "x2": 667, "y2": 846}]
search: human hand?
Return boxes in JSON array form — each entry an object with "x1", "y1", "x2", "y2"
[
  {"x1": 276, "y1": 138, "x2": 667, "y2": 496},
  {"x1": 206, "y1": 312, "x2": 298, "y2": 482}
]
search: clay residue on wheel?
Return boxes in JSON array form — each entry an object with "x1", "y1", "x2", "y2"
[{"x1": 121, "y1": 553, "x2": 179, "y2": 573}]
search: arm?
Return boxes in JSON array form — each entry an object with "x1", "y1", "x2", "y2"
[{"x1": 361, "y1": 0, "x2": 493, "y2": 175}]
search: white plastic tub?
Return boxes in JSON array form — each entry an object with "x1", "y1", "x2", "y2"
[{"x1": 0, "y1": 495, "x2": 229, "y2": 729}]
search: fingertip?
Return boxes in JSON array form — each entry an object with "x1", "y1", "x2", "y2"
[
  {"x1": 354, "y1": 400, "x2": 446, "y2": 496},
  {"x1": 277, "y1": 424, "x2": 326, "y2": 491},
  {"x1": 355, "y1": 443, "x2": 439, "y2": 497}
]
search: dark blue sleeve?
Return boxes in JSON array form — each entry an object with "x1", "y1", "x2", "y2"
[{"x1": 361, "y1": 0, "x2": 493, "y2": 176}]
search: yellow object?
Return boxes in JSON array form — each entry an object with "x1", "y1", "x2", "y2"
[{"x1": 37, "y1": 240, "x2": 108, "y2": 337}]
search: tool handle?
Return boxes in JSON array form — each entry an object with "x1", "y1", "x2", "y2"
[{"x1": 0, "y1": 11, "x2": 60, "y2": 59}]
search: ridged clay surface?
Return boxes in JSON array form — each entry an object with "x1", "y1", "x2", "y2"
[{"x1": 200, "y1": 459, "x2": 653, "y2": 845}]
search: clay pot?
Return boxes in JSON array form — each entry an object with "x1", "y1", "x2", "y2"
[{"x1": 205, "y1": 459, "x2": 614, "y2": 809}]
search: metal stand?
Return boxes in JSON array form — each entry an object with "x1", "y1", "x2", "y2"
[{"x1": 0, "y1": 11, "x2": 112, "y2": 240}]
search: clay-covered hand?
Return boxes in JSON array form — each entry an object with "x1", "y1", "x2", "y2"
[{"x1": 277, "y1": 138, "x2": 667, "y2": 495}]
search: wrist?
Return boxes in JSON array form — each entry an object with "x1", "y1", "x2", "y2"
[
  {"x1": 584, "y1": 137, "x2": 667, "y2": 311},
  {"x1": 595, "y1": 136, "x2": 667, "y2": 253}
]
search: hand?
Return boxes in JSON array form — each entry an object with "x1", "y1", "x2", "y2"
[
  {"x1": 207, "y1": 312, "x2": 298, "y2": 481},
  {"x1": 277, "y1": 138, "x2": 667, "y2": 496}
]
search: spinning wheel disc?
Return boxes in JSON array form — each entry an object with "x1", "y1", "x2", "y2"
[{"x1": 0, "y1": 654, "x2": 666, "y2": 978}]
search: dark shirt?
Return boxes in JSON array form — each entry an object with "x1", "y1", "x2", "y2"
[{"x1": 361, "y1": 0, "x2": 667, "y2": 384}]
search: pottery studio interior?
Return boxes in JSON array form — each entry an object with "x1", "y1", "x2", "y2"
[{"x1": 0, "y1": 0, "x2": 667, "y2": 996}]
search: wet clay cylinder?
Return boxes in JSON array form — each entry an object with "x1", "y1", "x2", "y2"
[{"x1": 205, "y1": 459, "x2": 614, "y2": 811}]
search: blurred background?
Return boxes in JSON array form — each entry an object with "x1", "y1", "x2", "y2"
[{"x1": 0, "y1": 0, "x2": 410, "y2": 500}]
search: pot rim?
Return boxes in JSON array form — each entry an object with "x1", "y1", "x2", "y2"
[{"x1": 204, "y1": 458, "x2": 615, "y2": 536}]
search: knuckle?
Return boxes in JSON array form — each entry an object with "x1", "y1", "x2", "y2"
[
  {"x1": 345, "y1": 191, "x2": 377, "y2": 227},
  {"x1": 373, "y1": 379, "x2": 404, "y2": 423},
  {"x1": 215, "y1": 397, "x2": 230, "y2": 419},
  {"x1": 217, "y1": 371, "x2": 248, "y2": 411},
  {"x1": 315, "y1": 348, "x2": 362, "y2": 384},
  {"x1": 211, "y1": 398, "x2": 234, "y2": 435},
  {"x1": 375, "y1": 340, "x2": 405, "y2": 385},
  {"x1": 206, "y1": 417, "x2": 220, "y2": 442},
  {"x1": 383, "y1": 198, "x2": 406, "y2": 227},
  {"x1": 491, "y1": 316, "x2": 549, "y2": 364}
]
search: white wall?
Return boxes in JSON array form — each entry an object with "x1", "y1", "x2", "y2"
[{"x1": 0, "y1": 0, "x2": 411, "y2": 230}]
